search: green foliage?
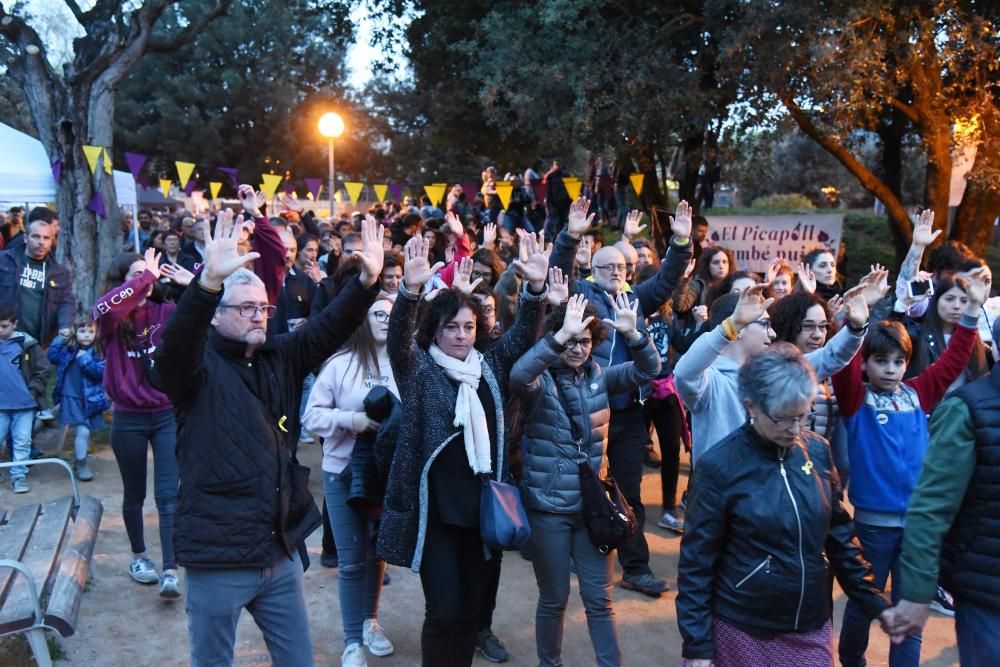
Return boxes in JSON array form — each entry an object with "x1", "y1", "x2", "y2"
[
  {"x1": 0, "y1": 633, "x2": 66, "y2": 666},
  {"x1": 749, "y1": 194, "x2": 815, "y2": 211}
]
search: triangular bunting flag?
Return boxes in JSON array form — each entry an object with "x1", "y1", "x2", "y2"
[
  {"x1": 87, "y1": 191, "x2": 106, "y2": 217},
  {"x1": 494, "y1": 181, "x2": 513, "y2": 209},
  {"x1": 260, "y1": 174, "x2": 283, "y2": 197},
  {"x1": 304, "y1": 178, "x2": 323, "y2": 200},
  {"x1": 423, "y1": 184, "x2": 447, "y2": 207},
  {"x1": 373, "y1": 184, "x2": 388, "y2": 203},
  {"x1": 388, "y1": 183, "x2": 404, "y2": 202},
  {"x1": 176, "y1": 161, "x2": 196, "y2": 189},
  {"x1": 630, "y1": 172, "x2": 645, "y2": 197},
  {"x1": 125, "y1": 152, "x2": 147, "y2": 180},
  {"x1": 51, "y1": 159, "x2": 62, "y2": 184},
  {"x1": 344, "y1": 182, "x2": 364, "y2": 204},
  {"x1": 209, "y1": 181, "x2": 223, "y2": 200},
  {"x1": 184, "y1": 180, "x2": 197, "y2": 196},
  {"x1": 159, "y1": 179, "x2": 173, "y2": 199},
  {"x1": 82, "y1": 145, "x2": 103, "y2": 174},
  {"x1": 218, "y1": 166, "x2": 239, "y2": 188},
  {"x1": 564, "y1": 177, "x2": 582, "y2": 201},
  {"x1": 102, "y1": 148, "x2": 113, "y2": 175}
]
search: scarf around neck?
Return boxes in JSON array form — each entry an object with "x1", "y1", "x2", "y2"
[{"x1": 428, "y1": 343, "x2": 492, "y2": 474}]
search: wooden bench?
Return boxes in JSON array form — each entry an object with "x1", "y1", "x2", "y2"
[{"x1": 0, "y1": 458, "x2": 103, "y2": 667}]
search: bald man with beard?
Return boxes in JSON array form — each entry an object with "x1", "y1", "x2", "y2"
[{"x1": 548, "y1": 199, "x2": 694, "y2": 597}]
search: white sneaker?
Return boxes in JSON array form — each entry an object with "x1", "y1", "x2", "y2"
[
  {"x1": 363, "y1": 618, "x2": 394, "y2": 657},
  {"x1": 36, "y1": 409, "x2": 54, "y2": 421},
  {"x1": 129, "y1": 556, "x2": 159, "y2": 584},
  {"x1": 657, "y1": 511, "x2": 685, "y2": 534},
  {"x1": 159, "y1": 572, "x2": 181, "y2": 599},
  {"x1": 341, "y1": 642, "x2": 367, "y2": 667}
]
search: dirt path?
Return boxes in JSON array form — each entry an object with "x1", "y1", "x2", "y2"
[{"x1": 1, "y1": 425, "x2": 959, "y2": 666}]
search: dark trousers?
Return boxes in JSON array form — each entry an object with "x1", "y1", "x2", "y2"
[
  {"x1": 645, "y1": 395, "x2": 683, "y2": 511},
  {"x1": 110, "y1": 408, "x2": 178, "y2": 570},
  {"x1": 479, "y1": 551, "x2": 502, "y2": 632},
  {"x1": 420, "y1": 521, "x2": 499, "y2": 666},
  {"x1": 607, "y1": 405, "x2": 651, "y2": 576}
]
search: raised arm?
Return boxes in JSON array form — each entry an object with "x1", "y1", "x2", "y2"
[
  {"x1": 548, "y1": 196, "x2": 593, "y2": 284},
  {"x1": 804, "y1": 279, "x2": 875, "y2": 380},
  {"x1": 437, "y1": 212, "x2": 471, "y2": 286},
  {"x1": 511, "y1": 294, "x2": 593, "y2": 399},
  {"x1": 92, "y1": 247, "x2": 161, "y2": 336},
  {"x1": 601, "y1": 293, "x2": 662, "y2": 393},
  {"x1": 239, "y1": 185, "x2": 285, "y2": 306},
  {"x1": 488, "y1": 230, "x2": 549, "y2": 377},
  {"x1": 633, "y1": 201, "x2": 694, "y2": 314},
  {"x1": 390, "y1": 235, "x2": 445, "y2": 379}
]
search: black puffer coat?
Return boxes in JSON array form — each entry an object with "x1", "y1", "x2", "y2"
[{"x1": 676, "y1": 423, "x2": 889, "y2": 660}]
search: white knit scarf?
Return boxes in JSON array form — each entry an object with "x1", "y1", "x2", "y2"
[{"x1": 429, "y1": 344, "x2": 492, "y2": 474}]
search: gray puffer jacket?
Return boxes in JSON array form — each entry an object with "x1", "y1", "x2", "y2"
[{"x1": 511, "y1": 332, "x2": 661, "y2": 513}]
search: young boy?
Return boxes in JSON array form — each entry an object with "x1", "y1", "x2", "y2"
[
  {"x1": 833, "y1": 268, "x2": 989, "y2": 667},
  {"x1": 0, "y1": 303, "x2": 51, "y2": 493}
]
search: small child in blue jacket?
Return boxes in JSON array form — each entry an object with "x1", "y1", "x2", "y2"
[{"x1": 49, "y1": 314, "x2": 110, "y2": 481}]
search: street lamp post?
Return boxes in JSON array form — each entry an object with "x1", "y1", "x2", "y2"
[{"x1": 318, "y1": 112, "x2": 345, "y2": 219}]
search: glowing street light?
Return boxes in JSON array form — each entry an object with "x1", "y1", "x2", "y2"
[{"x1": 318, "y1": 112, "x2": 345, "y2": 218}]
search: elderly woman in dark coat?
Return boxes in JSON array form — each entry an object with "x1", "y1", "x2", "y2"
[
  {"x1": 676, "y1": 342, "x2": 893, "y2": 667},
  {"x1": 377, "y1": 233, "x2": 550, "y2": 666}
]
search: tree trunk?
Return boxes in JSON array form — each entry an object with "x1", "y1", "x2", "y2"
[
  {"x1": 877, "y1": 107, "x2": 911, "y2": 264},
  {"x1": 951, "y1": 99, "x2": 1000, "y2": 255}
]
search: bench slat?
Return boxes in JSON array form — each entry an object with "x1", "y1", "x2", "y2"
[
  {"x1": 0, "y1": 497, "x2": 73, "y2": 635},
  {"x1": 0, "y1": 504, "x2": 42, "y2": 603},
  {"x1": 45, "y1": 496, "x2": 104, "y2": 637}
]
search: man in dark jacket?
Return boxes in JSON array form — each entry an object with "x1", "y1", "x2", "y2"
[
  {"x1": 154, "y1": 211, "x2": 383, "y2": 667},
  {"x1": 548, "y1": 197, "x2": 693, "y2": 596}
]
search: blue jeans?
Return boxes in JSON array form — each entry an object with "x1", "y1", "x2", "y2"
[
  {"x1": 323, "y1": 470, "x2": 385, "y2": 647},
  {"x1": 110, "y1": 409, "x2": 178, "y2": 570},
  {"x1": 839, "y1": 523, "x2": 922, "y2": 667},
  {"x1": 185, "y1": 552, "x2": 311, "y2": 667},
  {"x1": 0, "y1": 409, "x2": 33, "y2": 479},
  {"x1": 956, "y1": 601, "x2": 1000, "y2": 667}
]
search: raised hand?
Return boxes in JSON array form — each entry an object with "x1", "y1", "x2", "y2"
[
  {"x1": 280, "y1": 192, "x2": 304, "y2": 213},
  {"x1": 730, "y1": 284, "x2": 774, "y2": 329},
  {"x1": 403, "y1": 235, "x2": 444, "y2": 291},
  {"x1": 453, "y1": 256, "x2": 484, "y2": 295},
  {"x1": 512, "y1": 231, "x2": 550, "y2": 291},
  {"x1": 911, "y1": 209, "x2": 942, "y2": 248},
  {"x1": 547, "y1": 267, "x2": 569, "y2": 306},
  {"x1": 692, "y1": 304, "x2": 708, "y2": 324},
  {"x1": 827, "y1": 294, "x2": 845, "y2": 319},
  {"x1": 575, "y1": 235, "x2": 593, "y2": 268},
  {"x1": 765, "y1": 258, "x2": 783, "y2": 284},
  {"x1": 239, "y1": 185, "x2": 266, "y2": 218},
  {"x1": 482, "y1": 222, "x2": 497, "y2": 249},
  {"x1": 602, "y1": 293, "x2": 641, "y2": 338},
  {"x1": 842, "y1": 283, "x2": 870, "y2": 329},
  {"x1": 354, "y1": 216, "x2": 386, "y2": 287},
  {"x1": 444, "y1": 211, "x2": 464, "y2": 237},
  {"x1": 143, "y1": 246, "x2": 162, "y2": 279},
  {"x1": 896, "y1": 270, "x2": 934, "y2": 309},
  {"x1": 669, "y1": 200, "x2": 693, "y2": 242},
  {"x1": 567, "y1": 196, "x2": 595, "y2": 238},
  {"x1": 963, "y1": 266, "x2": 991, "y2": 309},
  {"x1": 303, "y1": 258, "x2": 325, "y2": 283},
  {"x1": 683, "y1": 257, "x2": 697, "y2": 279},
  {"x1": 200, "y1": 209, "x2": 260, "y2": 291},
  {"x1": 623, "y1": 210, "x2": 647, "y2": 239},
  {"x1": 856, "y1": 265, "x2": 892, "y2": 306},
  {"x1": 160, "y1": 263, "x2": 194, "y2": 287},
  {"x1": 554, "y1": 293, "x2": 595, "y2": 344},
  {"x1": 796, "y1": 262, "x2": 817, "y2": 294}
]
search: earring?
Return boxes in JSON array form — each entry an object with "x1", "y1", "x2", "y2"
[{"x1": 749, "y1": 416, "x2": 755, "y2": 425}]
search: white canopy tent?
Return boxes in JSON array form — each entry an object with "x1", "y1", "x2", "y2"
[{"x1": 0, "y1": 121, "x2": 138, "y2": 212}]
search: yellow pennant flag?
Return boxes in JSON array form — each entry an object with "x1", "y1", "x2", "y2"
[
  {"x1": 373, "y1": 184, "x2": 388, "y2": 203},
  {"x1": 82, "y1": 145, "x2": 103, "y2": 174},
  {"x1": 494, "y1": 181, "x2": 513, "y2": 210},
  {"x1": 102, "y1": 148, "x2": 113, "y2": 175},
  {"x1": 630, "y1": 172, "x2": 645, "y2": 196},
  {"x1": 423, "y1": 184, "x2": 447, "y2": 207},
  {"x1": 175, "y1": 161, "x2": 196, "y2": 189},
  {"x1": 209, "y1": 181, "x2": 223, "y2": 200},
  {"x1": 260, "y1": 174, "x2": 283, "y2": 197},
  {"x1": 564, "y1": 177, "x2": 582, "y2": 201},
  {"x1": 159, "y1": 179, "x2": 173, "y2": 199},
  {"x1": 345, "y1": 182, "x2": 364, "y2": 204}
]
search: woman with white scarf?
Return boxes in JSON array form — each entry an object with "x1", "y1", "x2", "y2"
[{"x1": 377, "y1": 233, "x2": 550, "y2": 666}]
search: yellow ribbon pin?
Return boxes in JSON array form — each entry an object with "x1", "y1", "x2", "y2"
[
  {"x1": 801, "y1": 460, "x2": 814, "y2": 476},
  {"x1": 278, "y1": 415, "x2": 288, "y2": 433}
]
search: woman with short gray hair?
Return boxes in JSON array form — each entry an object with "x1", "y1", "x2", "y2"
[{"x1": 676, "y1": 343, "x2": 893, "y2": 666}]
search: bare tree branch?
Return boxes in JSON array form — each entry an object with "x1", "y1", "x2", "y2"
[
  {"x1": 148, "y1": 0, "x2": 232, "y2": 53},
  {"x1": 63, "y1": 0, "x2": 87, "y2": 25}
]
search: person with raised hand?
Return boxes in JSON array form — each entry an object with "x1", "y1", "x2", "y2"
[
  {"x1": 511, "y1": 292, "x2": 659, "y2": 666},
  {"x1": 548, "y1": 196, "x2": 693, "y2": 596},
  {"x1": 834, "y1": 266, "x2": 989, "y2": 667},
  {"x1": 377, "y1": 231, "x2": 549, "y2": 666},
  {"x1": 154, "y1": 210, "x2": 383, "y2": 667}
]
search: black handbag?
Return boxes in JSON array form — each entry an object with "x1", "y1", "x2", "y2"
[
  {"x1": 550, "y1": 370, "x2": 637, "y2": 554},
  {"x1": 346, "y1": 387, "x2": 399, "y2": 518}
]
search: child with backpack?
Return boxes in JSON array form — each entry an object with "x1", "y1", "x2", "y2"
[{"x1": 48, "y1": 314, "x2": 110, "y2": 481}]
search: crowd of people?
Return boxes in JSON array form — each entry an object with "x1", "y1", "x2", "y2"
[{"x1": 0, "y1": 177, "x2": 998, "y2": 667}]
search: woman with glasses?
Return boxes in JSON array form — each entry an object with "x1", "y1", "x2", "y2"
[
  {"x1": 303, "y1": 295, "x2": 397, "y2": 667},
  {"x1": 511, "y1": 293, "x2": 660, "y2": 666},
  {"x1": 677, "y1": 343, "x2": 893, "y2": 667}
]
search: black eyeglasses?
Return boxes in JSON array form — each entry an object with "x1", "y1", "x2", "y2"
[
  {"x1": 219, "y1": 304, "x2": 278, "y2": 319},
  {"x1": 594, "y1": 264, "x2": 627, "y2": 274},
  {"x1": 763, "y1": 409, "x2": 816, "y2": 429},
  {"x1": 370, "y1": 311, "x2": 390, "y2": 323},
  {"x1": 567, "y1": 337, "x2": 593, "y2": 350}
]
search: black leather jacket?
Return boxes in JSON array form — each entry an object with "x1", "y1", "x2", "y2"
[{"x1": 676, "y1": 423, "x2": 889, "y2": 660}]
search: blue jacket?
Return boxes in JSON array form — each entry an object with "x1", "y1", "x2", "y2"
[{"x1": 48, "y1": 337, "x2": 110, "y2": 417}]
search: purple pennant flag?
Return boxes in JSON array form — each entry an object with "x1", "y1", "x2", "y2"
[
  {"x1": 387, "y1": 182, "x2": 404, "y2": 203},
  {"x1": 51, "y1": 159, "x2": 62, "y2": 184},
  {"x1": 218, "y1": 166, "x2": 239, "y2": 188},
  {"x1": 124, "y1": 152, "x2": 147, "y2": 180},
  {"x1": 463, "y1": 181, "x2": 480, "y2": 198},
  {"x1": 184, "y1": 180, "x2": 197, "y2": 196},
  {"x1": 87, "y1": 191, "x2": 106, "y2": 217},
  {"x1": 284, "y1": 181, "x2": 295, "y2": 196},
  {"x1": 532, "y1": 181, "x2": 548, "y2": 204},
  {"x1": 304, "y1": 178, "x2": 323, "y2": 200},
  {"x1": 138, "y1": 175, "x2": 151, "y2": 189}
]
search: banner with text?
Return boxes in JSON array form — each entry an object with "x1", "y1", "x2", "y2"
[{"x1": 705, "y1": 214, "x2": 843, "y2": 273}]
